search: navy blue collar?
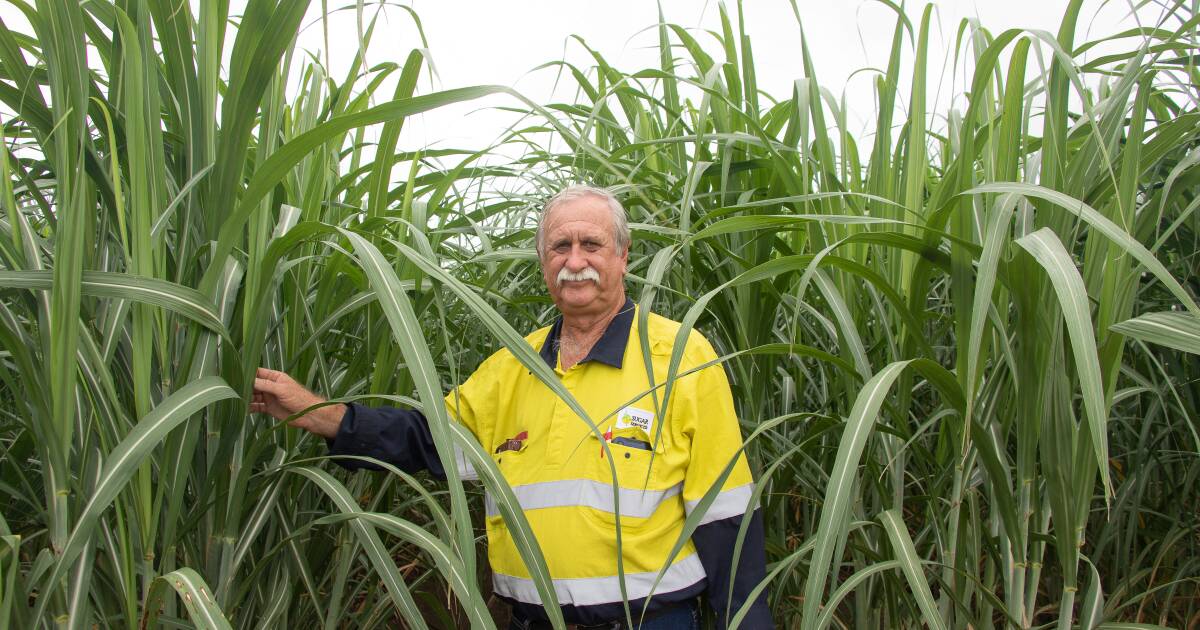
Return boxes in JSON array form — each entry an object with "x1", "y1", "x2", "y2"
[{"x1": 538, "y1": 298, "x2": 635, "y2": 369}]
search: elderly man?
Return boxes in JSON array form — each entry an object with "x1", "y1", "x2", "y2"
[{"x1": 252, "y1": 185, "x2": 773, "y2": 629}]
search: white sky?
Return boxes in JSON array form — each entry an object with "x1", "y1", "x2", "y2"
[
  {"x1": 285, "y1": 1, "x2": 1162, "y2": 152},
  {"x1": 0, "y1": 1, "x2": 1168, "y2": 159}
]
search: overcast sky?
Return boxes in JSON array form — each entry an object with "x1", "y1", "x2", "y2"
[
  {"x1": 0, "y1": 2, "x2": 1164, "y2": 153},
  {"x1": 284, "y1": 1, "x2": 1158, "y2": 151}
]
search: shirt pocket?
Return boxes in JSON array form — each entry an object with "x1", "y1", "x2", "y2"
[
  {"x1": 582, "y1": 432, "x2": 673, "y2": 530},
  {"x1": 491, "y1": 433, "x2": 533, "y2": 485}
]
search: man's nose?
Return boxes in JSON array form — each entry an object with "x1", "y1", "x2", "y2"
[{"x1": 565, "y1": 244, "x2": 588, "y2": 270}]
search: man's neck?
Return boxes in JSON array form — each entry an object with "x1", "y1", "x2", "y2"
[{"x1": 557, "y1": 293, "x2": 626, "y2": 369}]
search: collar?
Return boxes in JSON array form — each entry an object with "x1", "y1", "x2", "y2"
[{"x1": 538, "y1": 297, "x2": 635, "y2": 369}]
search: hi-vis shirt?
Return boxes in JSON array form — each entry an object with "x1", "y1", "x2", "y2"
[{"x1": 329, "y1": 299, "x2": 773, "y2": 627}]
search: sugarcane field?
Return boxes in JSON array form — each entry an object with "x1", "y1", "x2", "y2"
[{"x1": 0, "y1": 0, "x2": 1198, "y2": 628}]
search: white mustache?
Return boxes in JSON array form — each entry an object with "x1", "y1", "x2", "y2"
[{"x1": 556, "y1": 266, "x2": 600, "y2": 286}]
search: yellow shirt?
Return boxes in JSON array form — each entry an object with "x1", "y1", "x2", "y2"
[{"x1": 445, "y1": 299, "x2": 756, "y2": 609}]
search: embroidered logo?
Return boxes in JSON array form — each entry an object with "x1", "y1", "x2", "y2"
[{"x1": 495, "y1": 431, "x2": 528, "y2": 454}]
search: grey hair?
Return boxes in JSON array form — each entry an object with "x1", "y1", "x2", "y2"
[{"x1": 535, "y1": 185, "x2": 631, "y2": 257}]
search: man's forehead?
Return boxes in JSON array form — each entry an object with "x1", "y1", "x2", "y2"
[{"x1": 543, "y1": 197, "x2": 613, "y2": 233}]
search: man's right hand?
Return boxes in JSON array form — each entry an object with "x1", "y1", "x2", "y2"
[{"x1": 251, "y1": 367, "x2": 346, "y2": 439}]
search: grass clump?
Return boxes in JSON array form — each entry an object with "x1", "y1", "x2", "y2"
[{"x1": 0, "y1": 0, "x2": 1197, "y2": 627}]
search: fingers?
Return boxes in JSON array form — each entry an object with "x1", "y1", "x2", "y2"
[
  {"x1": 249, "y1": 374, "x2": 287, "y2": 419},
  {"x1": 249, "y1": 385, "x2": 269, "y2": 416},
  {"x1": 248, "y1": 369, "x2": 330, "y2": 426},
  {"x1": 253, "y1": 377, "x2": 285, "y2": 396},
  {"x1": 257, "y1": 367, "x2": 287, "y2": 382}
]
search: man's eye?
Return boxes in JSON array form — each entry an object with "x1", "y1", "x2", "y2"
[
  {"x1": 553, "y1": 243, "x2": 570, "y2": 253},
  {"x1": 583, "y1": 242, "x2": 601, "y2": 251}
]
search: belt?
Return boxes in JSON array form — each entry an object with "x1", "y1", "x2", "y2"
[{"x1": 510, "y1": 598, "x2": 697, "y2": 630}]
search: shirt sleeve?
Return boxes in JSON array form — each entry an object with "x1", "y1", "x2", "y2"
[
  {"x1": 693, "y1": 510, "x2": 773, "y2": 628},
  {"x1": 326, "y1": 353, "x2": 500, "y2": 480},
  {"x1": 326, "y1": 403, "x2": 445, "y2": 477},
  {"x1": 675, "y1": 333, "x2": 773, "y2": 628},
  {"x1": 441, "y1": 354, "x2": 499, "y2": 479},
  {"x1": 676, "y1": 333, "x2": 756, "y2": 527}
]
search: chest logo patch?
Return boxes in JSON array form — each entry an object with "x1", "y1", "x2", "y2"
[
  {"x1": 495, "y1": 431, "x2": 528, "y2": 454},
  {"x1": 616, "y1": 406, "x2": 655, "y2": 434}
]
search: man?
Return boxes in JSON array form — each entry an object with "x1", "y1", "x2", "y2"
[{"x1": 252, "y1": 185, "x2": 773, "y2": 629}]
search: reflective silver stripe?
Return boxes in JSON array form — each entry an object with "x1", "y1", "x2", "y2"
[
  {"x1": 492, "y1": 553, "x2": 706, "y2": 606},
  {"x1": 452, "y1": 444, "x2": 478, "y2": 481},
  {"x1": 684, "y1": 482, "x2": 754, "y2": 526},
  {"x1": 483, "y1": 479, "x2": 682, "y2": 518}
]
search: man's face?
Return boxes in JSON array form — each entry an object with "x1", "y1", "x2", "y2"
[{"x1": 540, "y1": 196, "x2": 628, "y2": 319}]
